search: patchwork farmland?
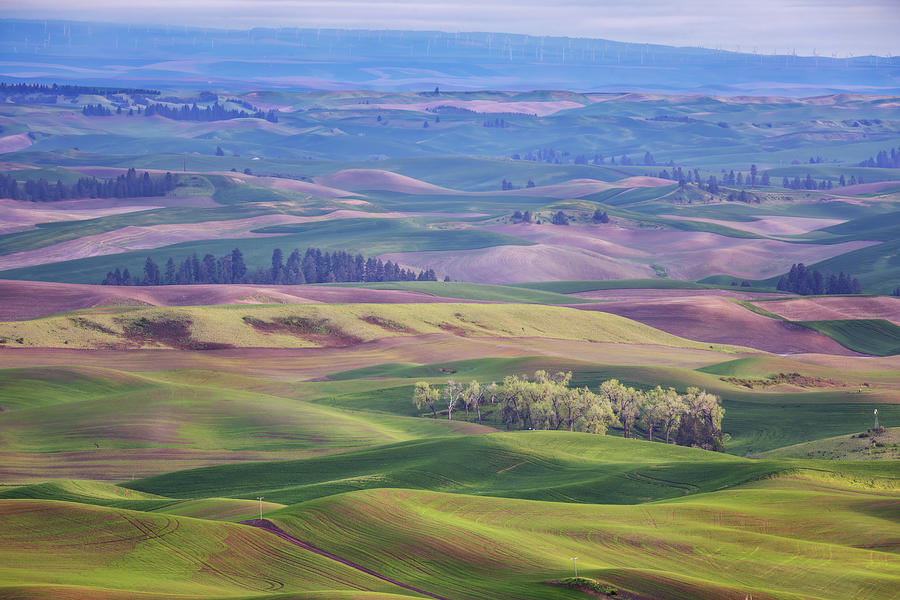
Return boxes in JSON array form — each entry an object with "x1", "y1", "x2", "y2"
[{"x1": 1, "y1": 19, "x2": 900, "y2": 600}]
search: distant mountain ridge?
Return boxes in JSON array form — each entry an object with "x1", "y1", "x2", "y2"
[{"x1": 0, "y1": 19, "x2": 898, "y2": 94}]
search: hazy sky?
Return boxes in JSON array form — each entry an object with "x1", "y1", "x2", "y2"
[{"x1": 2, "y1": 0, "x2": 899, "y2": 57}]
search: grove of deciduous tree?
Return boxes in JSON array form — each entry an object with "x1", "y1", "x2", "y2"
[{"x1": 414, "y1": 371, "x2": 726, "y2": 450}]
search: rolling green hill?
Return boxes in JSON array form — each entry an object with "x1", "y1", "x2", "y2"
[
  {"x1": 127, "y1": 431, "x2": 868, "y2": 506},
  {"x1": 262, "y1": 472, "x2": 899, "y2": 600},
  {"x1": 797, "y1": 319, "x2": 900, "y2": 356}
]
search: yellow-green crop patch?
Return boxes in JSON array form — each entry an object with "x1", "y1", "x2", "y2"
[{"x1": 0, "y1": 303, "x2": 750, "y2": 352}]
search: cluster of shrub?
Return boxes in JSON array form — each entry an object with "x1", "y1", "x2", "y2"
[
  {"x1": 144, "y1": 102, "x2": 279, "y2": 123},
  {"x1": 482, "y1": 117, "x2": 508, "y2": 128},
  {"x1": 413, "y1": 371, "x2": 726, "y2": 450},
  {"x1": 0, "y1": 169, "x2": 176, "y2": 202},
  {"x1": 510, "y1": 149, "x2": 659, "y2": 166},
  {"x1": 858, "y1": 145, "x2": 900, "y2": 169},
  {"x1": 721, "y1": 167, "x2": 769, "y2": 188},
  {"x1": 782, "y1": 175, "x2": 838, "y2": 190},
  {"x1": 101, "y1": 247, "x2": 438, "y2": 287},
  {"x1": 656, "y1": 166, "x2": 702, "y2": 183},
  {"x1": 723, "y1": 190, "x2": 761, "y2": 203},
  {"x1": 776, "y1": 263, "x2": 862, "y2": 295},
  {"x1": 509, "y1": 209, "x2": 608, "y2": 225},
  {"x1": 81, "y1": 104, "x2": 115, "y2": 116},
  {"x1": 500, "y1": 178, "x2": 535, "y2": 190}
]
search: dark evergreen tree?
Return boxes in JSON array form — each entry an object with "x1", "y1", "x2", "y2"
[
  {"x1": 778, "y1": 263, "x2": 862, "y2": 295},
  {"x1": 164, "y1": 258, "x2": 176, "y2": 285},
  {"x1": 231, "y1": 248, "x2": 247, "y2": 283},
  {"x1": 271, "y1": 248, "x2": 284, "y2": 283},
  {"x1": 142, "y1": 257, "x2": 161, "y2": 286},
  {"x1": 592, "y1": 209, "x2": 609, "y2": 223}
]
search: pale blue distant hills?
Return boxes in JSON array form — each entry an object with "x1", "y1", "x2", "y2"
[{"x1": 1, "y1": 19, "x2": 898, "y2": 94}]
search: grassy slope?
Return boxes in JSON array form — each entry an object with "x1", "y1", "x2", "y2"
[
  {"x1": 0, "y1": 365, "x2": 487, "y2": 458},
  {"x1": 0, "y1": 217, "x2": 533, "y2": 284},
  {"x1": 511, "y1": 279, "x2": 779, "y2": 293},
  {"x1": 797, "y1": 319, "x2": 900, "y2": 356},
  {"x1": 266, "y1": 473, "x2": 899, "y2": 600},
  {"x1": 321, "y1": 352, "x2": 900, "y2": 452},
  {"x1": 762, "y1": 427, "x2": 900, "y2": 460},
  {"x1": 0, "y1": 479, "x2": 288, "y2": 521},
  {"x1": 319, "y1": 281, "x2": 593, "y2": 304},
  {"x1": 0, "y1": 499, "x2": 409, "y2": 598},
  {"x1": 0, "y1": 303, "x2": 745, "y2": 352},
  {"x1": 127, "y1": 431, "x2": 853, "y2": 506}
]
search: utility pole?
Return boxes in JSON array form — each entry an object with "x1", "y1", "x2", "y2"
[
  {"x1": 571, "y1": 557, "x2": 578, "y2": 578},
  {"x1": 257, "y1": 496, "x2": 264, "y2": 520}
]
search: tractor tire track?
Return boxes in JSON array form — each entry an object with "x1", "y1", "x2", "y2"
[
  {"x1": 120, "y1": 513, "x2": 285, "y2": 591},
  {"x1": 241, "y1": 518, "x2": 453, "y2": 600}
]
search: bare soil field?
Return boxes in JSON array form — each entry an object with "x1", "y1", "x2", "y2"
[
  {"x1": 0, "y1": 335, "x2": 744, "y2": 381},
  {"x1": 581, "y1": 295, "x2": 860, "y2": 355},
  {"x1": 571, "y1": 289, "x2": 788, "y2": 301},
  {"x1": 0, "y1": 280, "x2": 471, "y2": 320},
  {"x1": 364, "y1": 99, "x2": 585, "y2": 116},
  {"x1": 0, "y1": 199, "x2": 165, "y2": 234},
  {"x1": 488, "y1": 177, "x2": 670, "y2": 199},
  {"x1": 757, "y1": 296, "x2": 900, "y2": 324},
  {"x1": 660, "y1": 214, "x2": 846, "y2": 236},
  {"x1": 381, "y1": 243, "x2": 655, "y2": 283},
  {"x1": 315, "y1": 169, "x2": 454, "y2": 194},
  {"x1": 485, "y1": 223, "x2": 877, "y2": 280},
  {"x1": 615, "y1": 176, "x2": 675, "y2": 187},
  {"x1": 836, "y1": 181, "x2": 900, "y2": 195},
  {"x1": 0, "y1": 133, "x2": 33, "y2": 153},
  {"x1": 494, "y1": 178, "x2": 620, "y2": 198},
  {"x1": 226, "y1": 173, "x2": 356, "y2": 198},
  {"x1": 0, "y1": 210, "x2": 424, "y2": 271}
]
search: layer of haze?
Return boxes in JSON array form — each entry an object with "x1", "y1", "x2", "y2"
[{"x1": 2, "y1": 0, "x2": 898, "y2": 58}]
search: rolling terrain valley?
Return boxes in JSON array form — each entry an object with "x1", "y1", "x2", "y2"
[{"x1": 0, "y1": 15, "x2": 899, "y2": 600}]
